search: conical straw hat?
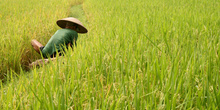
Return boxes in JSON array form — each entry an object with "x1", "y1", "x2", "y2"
[{"x1": 56, "y1": 17, "x2": 88, "y2": 33}]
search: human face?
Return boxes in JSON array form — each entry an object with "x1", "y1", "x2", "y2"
[{"x1": 65, "y1": 25, "x2": 77, "y2": 30}]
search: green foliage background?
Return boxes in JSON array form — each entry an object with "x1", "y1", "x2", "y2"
[{"x1": 0, "y1": 0, "x2": 219, "y2": 109}]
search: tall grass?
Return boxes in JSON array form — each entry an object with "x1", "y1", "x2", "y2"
[
  {"x1": 0, "y1": 0, "x2": 219, "y2": 109},
  {"x1": 0, "y1": 0, "x2": 74, "y2": 78}
]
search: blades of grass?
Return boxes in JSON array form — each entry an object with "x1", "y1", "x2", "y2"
[
  {"x1": 37, "y1": 78, "x2": 55, "y2": 109},
  {"x1": 23, "y1": 83, "x2": 48, "y2": 109},
  {"x1": 143, "y1": 33, "x2": 162, "y2": 52}
]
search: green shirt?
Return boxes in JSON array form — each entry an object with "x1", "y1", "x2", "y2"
[{"x1": 41, "y1": 28, "x2": 78, "y2": 58}]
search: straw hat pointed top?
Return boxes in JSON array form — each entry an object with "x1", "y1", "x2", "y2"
[{"x1": 56, "y1": 17, "x2": 88, "y2": 34}]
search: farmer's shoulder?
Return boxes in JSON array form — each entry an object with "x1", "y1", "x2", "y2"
[
  {"x1": 54, "y1": 29, "x2": 77, "y2": 40},
  {"x1": 60, "y1": 28, "x2": 77, "y2": 33},
  {"x1": 55, "y1": 29, "x2": 76, "y2": 36}
]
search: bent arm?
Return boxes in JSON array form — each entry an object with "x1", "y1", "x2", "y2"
[{"x1": 31, "y1": 39, "x2": 43, "y2": 54}]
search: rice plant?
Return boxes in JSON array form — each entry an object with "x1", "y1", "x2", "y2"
[{"x1": 0, "y1": 0, "x2": 219, "y2": 109}]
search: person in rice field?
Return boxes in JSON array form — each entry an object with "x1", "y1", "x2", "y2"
[{"x1": 31, "y1": 17, "x2": 88, "y2": 58}]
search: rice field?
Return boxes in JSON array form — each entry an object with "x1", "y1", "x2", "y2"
[
  {"x1": 0, "y1": 0, "x2": 219, "y2": 109},
  {"x1": 0, "y1": 0, "x2": 83, "y2": 77}
]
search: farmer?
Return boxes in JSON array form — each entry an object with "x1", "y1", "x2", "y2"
[{"x1": 31, "y1": 17, "x2": 88, "y2": 58}]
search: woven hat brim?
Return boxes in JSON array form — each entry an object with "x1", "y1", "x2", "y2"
[{"x1": 57, "y1": 20, "x2": 88, "y2": 34}]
